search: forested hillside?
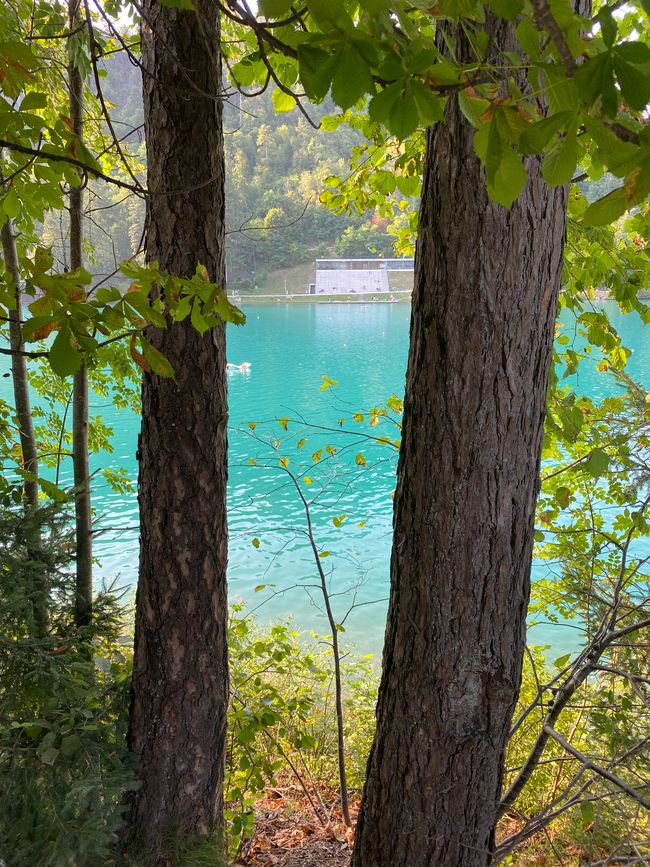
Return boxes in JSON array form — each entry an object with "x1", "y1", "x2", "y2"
[{"x1": 42, "y1": 52, "x2": 398, "y2": 292}]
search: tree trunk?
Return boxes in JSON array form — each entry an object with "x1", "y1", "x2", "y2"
[
  {"x1": 127, "y1": 0, "x2": 229, "y2": 852},
  {"x1": 1, "y1": 217, "x2": 48, "y2": 638},
  {"x1": 351, "y1": 31, "x2": 568, "y2": 867},
  {"x1": 1, "y1": 219, "x2": 39, "y2": 511},
  {"x1": 68, "y1": 0, "x2": 93, "y2": 629}
]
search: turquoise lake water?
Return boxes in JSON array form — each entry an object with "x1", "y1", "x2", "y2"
[{"x1": 3, "y1": 300, "x2": 649, "y2": 656}]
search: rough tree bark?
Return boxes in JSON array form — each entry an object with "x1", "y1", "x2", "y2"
[
  {"x1": 68, "y1": 0, "x2": 93, "y2": 628},
  {"x1": 352, "y1": 24, "x2": 569, "y2": 867},
  {"x1": 127, "y1": 0, "x2": 229, "y2": 851}
]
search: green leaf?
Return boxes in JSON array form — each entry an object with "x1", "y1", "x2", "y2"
[
  {"x1": 331, "y1": 45, "x2": 374, "y2": 110},
  {"x1": 190, "y1": 299, "x2": 210, "y2": 335},
  {"x1": 553, "y1": 652, "x2": 571, "y2": 669},
  {"x1": 387, "y1": 85, "x2": 420, "y2": 140},
  {"x1": 369, "y1": 81, "x2": 402, "y2": 125},
  {"x1": 2, "y1": 187, "x2": 20, "y2": 219},
  {"x1": 259, "y1": 0, "x2": 293, "y2": 16},
  {"x1": 20, "y1": 91, "x2": 47, "y2": 111},
  {"x1": 40, "y1": 746, "x2": 59, "y2": 766},
  {"x1": 473, "y1": 120, "x2": 519, "y2": 204},
  {"x1": 555, "y1": 486, "x2": 572, "y2": 509},
  {"x1": 519, "y1": 111, "x2": 573, "y2": 155},
  {"x1": 597, "y1": 7, "x2": 617, "y2": 48},
  {"x1": 386, "y1": 393, "x2": 403, "y2": 413},
  {"x1": 60, "y1": 734, "x2": 82, "y2": 756},
  {"x1": 575, "y1": 54, "x2": 617, "y2": 116},
  {"x1": 485, "y1": 0, "x2": 523, "y2": 20},
  {"x1": 411, "y1": 82, "x2": 446, "y2": 126},
  {"x1": 141, "y1": 337, "x2": 175, "y2": 378},
  {"x1": 582, "y1": 185, "x2": 629, "y2": 227},
  {"x1": 612, "y1": 42, "x2": 650, "y2": 112},
  {"x1": 580, "y1": 800, "x2": 595, "y2": 825},
  {"x1": 34, "y1": 246, "x2": 54, "y2": 273},
  {"x1": 49, "y1": 324, "x2": 82, "y2": 378},
  {"x1": 307, "y1": 0, "x2": 347, "y2": 25},
  {"x1": 39, "y1": 477, "x2": 68, "y2": 502},
  {"x1": 542, "y1": 122, "x2": 579, "y2": 186},
  {"x1": 252, "y1": 537, "x2": 261, "y2": 548},
  {"x1": 458, "y1": 90, "x2": 491, "y2": 128},
  {"x1": 158, "y1": 0, "x2": 194, "y2": 8},
  {"x1": 298, "y1": 46, "x2": 335, "y2": 102},
  {"x1": 230, "y1": 59, "x2": 262, "y2": 87},
  {"x1": 272, "y1": 89, "x2": 296, "y2": 113},
  {"x1": 585, "y1": 447, "x2": 609, "y2": 478},
  {"x1": 490, "y1": 147, "x2": 527, "y2": 207}
]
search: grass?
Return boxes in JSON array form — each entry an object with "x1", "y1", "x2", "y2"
[{"x1": 242, "y1": 262, "x2": 315, "y2": 295}]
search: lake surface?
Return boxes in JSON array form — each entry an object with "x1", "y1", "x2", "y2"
[{"x1": 4, "y1": 301, "x2": 649, "y2": 656}]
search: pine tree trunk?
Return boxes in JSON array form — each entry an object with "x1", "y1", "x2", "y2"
[
  {"x1": 127, "y1": 0, "x2": 229, "y2": 851},
  {"x1": 351, "y1": 32, "x2": 568, "y2": 867},
  {"x1": 68, "y1": 0, "x2": 93, "y2": 628}
]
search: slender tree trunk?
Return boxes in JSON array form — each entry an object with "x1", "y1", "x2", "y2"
[
  {"x1": 1, "y1": 220, "x2": 39, "y2": 510},
  {"x1": 352, "y1": 25, "x2": 569, "y2": 867},
  {"x1": 127, "y1": 0, "x2": 229, "y2": 851},
  {"x1": 1, "y1": 217, "x2": 48, "y2": 637},
  {"x1": 68, "y1": 0, "x2": 93, "y2": 628}
]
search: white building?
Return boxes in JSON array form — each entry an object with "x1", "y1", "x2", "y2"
[{"x1": 309, "y1": 258, "x2": 414, "y2": 295}]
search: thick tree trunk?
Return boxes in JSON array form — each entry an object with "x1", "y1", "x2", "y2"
[
  {"x1": 127, "y1": 0, "x2": 229, "y2": 851},
  {"x1": 351, "y1": 36, "x2": 568, "y2": 867},
  {"x1": 68, "y1": 0, "x2": 93, "y2": 628}
]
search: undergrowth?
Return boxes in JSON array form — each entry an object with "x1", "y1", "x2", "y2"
[{"x1": 1, "y1": 507, "x2": 647, "y2": 866}]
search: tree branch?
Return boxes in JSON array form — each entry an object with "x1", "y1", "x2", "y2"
[{"x1": 0, "y1": 139, "x2": 145, "y2": 195}]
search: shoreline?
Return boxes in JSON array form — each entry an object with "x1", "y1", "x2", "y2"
[
  {"x1": 232, "y1": 290, "x2": 412, "y2": 304},
  {"x1": 230, "y1": 289, "x2": 650, "y2": 305}
]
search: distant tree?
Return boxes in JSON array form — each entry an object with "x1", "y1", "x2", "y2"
[{"x1": 335, "y1": 221, "x2": 395, "y2": 258}]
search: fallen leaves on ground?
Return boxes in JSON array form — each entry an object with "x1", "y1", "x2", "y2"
[{"x1": 237, "y1": 779, "x2": 357, "y2": 867}]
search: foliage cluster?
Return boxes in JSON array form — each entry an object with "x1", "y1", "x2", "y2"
[{"x1": 0, "y1": 505, "x2": 135, "y2": 867}]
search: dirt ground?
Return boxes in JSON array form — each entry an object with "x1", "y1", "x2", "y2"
[{"x1": 236, "y1": 783, "x2": 355, "y2": 867}]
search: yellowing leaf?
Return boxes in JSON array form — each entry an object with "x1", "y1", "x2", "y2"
[{"x1": 320, "y1": 374, "x2": 339, "y2": 391}]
